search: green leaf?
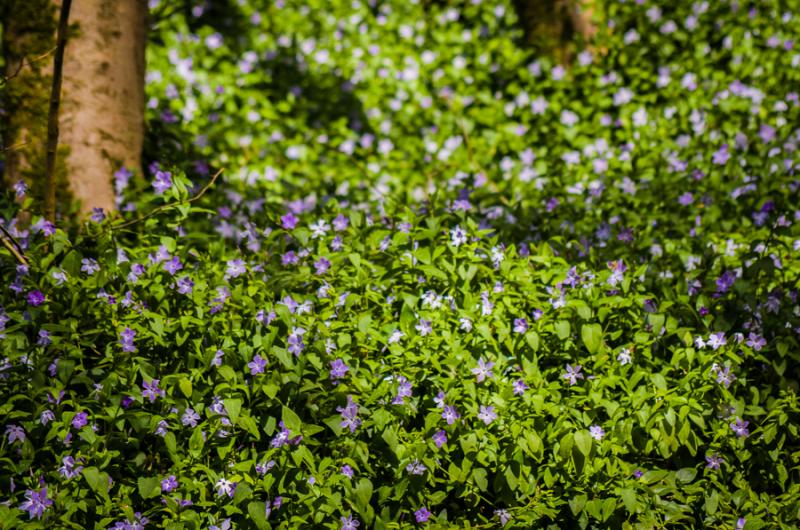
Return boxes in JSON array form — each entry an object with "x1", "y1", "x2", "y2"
[
  {"x1": 189, "y1": 428, "x2": 204, "y2": 458},
  {"x1": 138, "y1": 476, "x2": 161, "y2": 499},
  {"x1": 620, "y1": 488, "x2": 636, "y2": 513},
  {"x1": 224, "y1": 398, "x2": 243, "y2": 424},
  {"x1": 354, "y1": 478, "x2": 373, "y2": 510},
  {"x1": 573, "y1": 430, "x2": 593, "y2": 457},
  {"x1": 676, "y1": 467, "x2": 697, "y2": 483},
  {"x1": 82, "y1": 467, "x2": 110, "y2": 502},
  {"x1": 248, "y1": 501, "x2": 270, "y2": 529},
  {"x1": 581, "y1": 323, "x2": 603, "y2": 354},
  {"x1": 178, "y1": 377, "x2": 192, "y2": 398},
  {"x1": 471, "y1": 468, "x2": 488, "y2": 492},
  {"x1": 569, "y1": 494, "x2": 587, "y2": 516},
  {"x1": 525, "y1": 331, "x2": 540, "y2": 352},
  {"x1": 282, "y1": 405, "x2": 302, "y2": 434},
  {"x1": 555, "y1": 320, "x2": 571, "y2": 340}
]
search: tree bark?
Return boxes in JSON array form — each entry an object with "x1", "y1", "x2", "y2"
[
  {"x1": 59, "y1": 0, "x2": 147, "y2": 215},
  {"x1": 512, "y1": 0, "x2": 595, "y2": 63},
  {"x1": 1, "y1": 0, "x2": 57, "y2": 195}
]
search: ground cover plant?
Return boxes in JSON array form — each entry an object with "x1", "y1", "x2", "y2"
[{"x1": 2, "y1": 0, "x2": 800, "y2": 528}]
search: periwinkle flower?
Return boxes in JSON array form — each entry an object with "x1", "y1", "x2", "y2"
[
  {"x1": 512, "y1": 380, "x2": 528, "y2": 395},
  {"x1": 513, "y1": 318, "x2": 528, "y2": 334},
  {"x1": 120, "y1": 327, "x2": 137, "y2": 353},
  {"x1": 562, "y1": 364, "x2": 584, "y2": 385},
  {"x1": 27, "y1": 290, "x2": 45, "y2": 306},
  {"x1": 478, "y1": 405, "x2": 498, "y2": 425},
  {"x1": 5, "y1": 424, "x2": 25, "y2": 443},
  {"x1": 730, "y1": 417, "x2": 749, "y2": 438},
  {"x1": 589, "y1": 425, "x2": 605, "y2": 440},
  {"x1": 442, "y1": 405, "x2": 460, "y2": 425},
  {"x1": 142, "y1": 378, "x2": 165, "y2": 402},
  {"x1": 471, "y1": 358, "x2": 495, "y2": 383},
  {"x1": 705, "y1": 454, "x2": 724, "y2": 469},
  {"x1": 337, "y1": 395, "x2": 361, "y2": 433},
  {"x1": 215, "y1": 477, "x2": 236, "y2": 498},
  {"x1": 153, "y1": 170, "x2": 173, "y2": 194},
  {"x1": 415, "y1": 507, "x2": 431, "y2": 523},
  {"x1": 161, "y1": 475, "x2": 178, "y2": 493},
  {"x1": 432, "y1": 430, "x2": 447, "y2": 448},
  {"x1": 248, "y1": 354, "x2": 267, "y2": 375},
  {"x1": 340, "y1": 515, "x2": 360, "y2": 530},
  {"x1": 19, "y1": 486, "x2": 52, "y2": 520},
  {"x1": 495, "y1": 509, "x2": 511, "y2": 527},
  {"x1": 71, "y1": 412, "x2": 88, "y2": 430}
]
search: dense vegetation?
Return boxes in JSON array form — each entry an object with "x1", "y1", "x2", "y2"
[{"x1": 2, "y1": 0, "x2": 800, "y2": 528}]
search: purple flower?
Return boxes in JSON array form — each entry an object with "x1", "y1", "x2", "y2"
[
  {"x1": 472, "y1": 358, "x2": 495, "y2": 383},
  {"x1": 19, "y1": 486, "x2": 52, "y2": 520},
  {"x1": 59, "y1": 455, "x2": 83, "y2": 479},
  {"x1": 432, "y1": 430, "x2": 447, "y2": 448},
  {"x1": 562, "y1": 364, "x2": 584, "y2": 385},
  {"x1": 392, "y1": 376, "x2": 413, "y2": 405},
  {"x1": 715, "y1": 366, "x2": 736, "y2": 388},
  {"x1": 215, "y1": 477, "x2": 236, "y2": 498},
  {"x1": 340, "y1": 515, "x2": 360, "y2": 530},
  {"x1": 225, "y1": 259, "x2": 246, "y2": 278},
  {"x1": 81, "y1": 258, "x2": 100, "y2": 275},
  {"x1": 120, "y1": 327, "x2": 137, "y2": 353},
  {"x1": 730, "y1": 417, "x2": 749, "y2": 438},
  {"x1": 162, "y1": 475, "x2": 178, "y2": 493},
  {"x1": 589, "y1": 425, "x2": 605, "y2": 440},
  {"x1": 708, "y1": 332, "x2": 727, "y2": 351},
  {"x1": 338, "y1": 395, "x2": 361, "y2": 433},
  {"x1": 5, "y1": 424, "x2": 25, "y2": 444},
  {"x1": 13, "y1": 180, "x2": 28, "y2": 198},
  {"x1": 495, "y1": 509, "x2": 511, "y2": 527},
  {"x1": 37, "y1": 330, "x2": 51, "y2": 347},
  {"x1": 71, "y1": 411, "x2": 88, "y2": 430},
  {"x1": 513, "y1": 318, "x2": 528, "y2": 334},
  {"x1": 736, "y1": 517, "x2": 746, "y2": 530},
  {"x1": 478, "y1": 405, "x2": 498, "y2": 425},
  {"x1": 406, "y1": 459, "x2": 426, "y2": 475},
  {"x1": 745, "y1": 333, "x2": 766, "y2": 351},
  {"x1": 176, "y1": 276, "x2": 194, "y2": 294},
  {"x1": 27, "y1": 290, "x2": 45, "y2": 306},
  {"x1": 182, "y1": 408, "x2": 200, "y2": 427},
  {"x1": 415, "y1": 507, "x2": 431, "y2": 523},
  {"x1": 288, "y1": 327, "x2": 306, "y2": 356},
  {"x1": 90, "y1": 208, "x2": 106, "y2": 223},
  {"x1": 153, "y1": 170, "x2": 173, "y2": 194},
  {"x1": 314, "y1": 257, "x2": 331, "y2": 275},
  {"x1": 678, "y1": 192, "x2": 694, "y2": 206},
  {"x1": 415, "y1": 318, "x2": 432, "y2": 336},
  {"x1": 712, "y1": 144, "x2": 731, "y2": 165},
  {"x1": 163, "y1": 256, "x2": 183, "y2": 275},
  {"x1": 330, "y1": 359, "x2": 350, "y2": 381},
  {"x1": 341, "y1": 465, "x2": 354, "y2": 478},
  {"x1": 281, "y1": 213, "x2": 298, "y2": 230},
  {"x1": 512, "y1": 380, "x2": 528, "y2": 395},
  {"x1": 633, "y1": 469, "x2": 644, "y2": 478},
  {"x1": 442, "y1": 405, "x2": 460, "y2": 425},
  {"x1": 248, "y1": 354, "x2": 268, "y2": 375},
  {"x1": 142, "y1": 378, "x2": 165, "y2": 402},
  {"x1": 705, "y1": 454, "x2": 724, "y2": 470},
  {"x1": 333, "y1": 214, "x2": 349, "y2": 232}
]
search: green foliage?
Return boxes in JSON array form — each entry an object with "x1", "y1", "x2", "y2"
[{"x1": 2, "y1": 0, "x2": 800, "y2": 528}]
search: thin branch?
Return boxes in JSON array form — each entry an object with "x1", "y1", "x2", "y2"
[
  {"x1": 111, "y1": 168, "x2": 224, "y2": 231},
  {"x1": 0, "y1": 46, "x2": 57, "y2": 85},
  {"x1": 44, "y1": 0, "x2": 72, "y2": 223},
  {"x1": 0, "y1": 224, "x2": 27, "y2": 266}
]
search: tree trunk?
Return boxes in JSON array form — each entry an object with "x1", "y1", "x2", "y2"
[
  {"x1": 1, "y1": 0, "x2": 147, "y2": 217},
  {"x1": 512, "y1": 0, "x2": 595, "y2": 63},
  {"x1": 1, "y1": 0, "x2": 57, "y2": 195},
  {"x1": 59, "y1": 0, "x2": 147, "y2": 215}
]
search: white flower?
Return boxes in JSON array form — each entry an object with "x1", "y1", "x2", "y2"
[{"x1": 450, "y1": 225, "x2": 468, "y2": 247}]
